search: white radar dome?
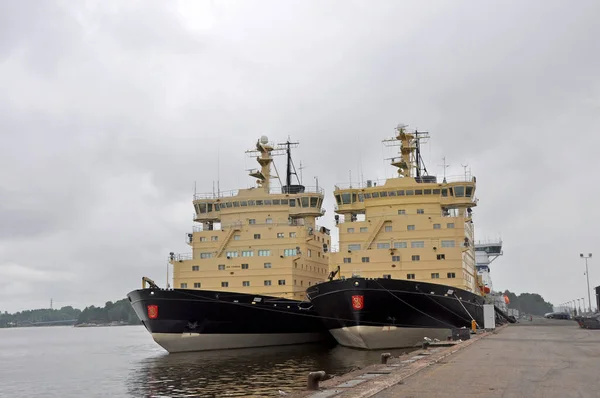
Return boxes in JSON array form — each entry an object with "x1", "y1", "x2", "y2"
[{"x1": 260, "y1": 135, "x2": 269, "y2": 144}]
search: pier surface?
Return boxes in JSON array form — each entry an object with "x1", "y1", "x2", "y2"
[{"x1": 297, "y1": 319, "x2": 600, "y2": 398}]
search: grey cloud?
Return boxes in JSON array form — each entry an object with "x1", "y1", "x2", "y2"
[{"x1": 1, "y1": 0, "x2": 599, "y2": 311}]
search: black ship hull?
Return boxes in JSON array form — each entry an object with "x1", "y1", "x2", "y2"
[
  {"x1": 128, "y1": 288, "x2": 330, "y2": 353},
  {"x1": 306, "y1": 277, "x2": 485, "y2": 349}
]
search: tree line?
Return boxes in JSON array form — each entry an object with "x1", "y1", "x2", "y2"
[
  {"x1": 503, "y1": 290, "x2": 554, "y2": 316},
  {"x1": 0, "y1": 298, "x2": 140, "y2": 328}
]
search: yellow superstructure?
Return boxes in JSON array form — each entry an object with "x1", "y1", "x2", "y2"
[
  {"x1": 329, "y1": 125, "x2": 479, "y2": 293},
  {"x1": 172, "y1": 136, "x2": 331, "y2": 300}
]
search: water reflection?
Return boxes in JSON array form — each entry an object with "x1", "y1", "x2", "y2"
[{"x1": 128, "y1": 342, "x2": 414, "y2": 397}]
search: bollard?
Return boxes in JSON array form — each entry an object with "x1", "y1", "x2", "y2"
[
  {"x1": 307, "y1": 371, "x2": 326, "y2": 390},
  {"x1": 422, "y1": 341, "x2": 430, "y2": 350},
  {"x1": 381, "y1": 352, "x2": 392, "y2": 364}
]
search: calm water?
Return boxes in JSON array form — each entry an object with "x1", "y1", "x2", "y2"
[{"x1": 0, "y1": 326, "x2": 413, "y2": 397}]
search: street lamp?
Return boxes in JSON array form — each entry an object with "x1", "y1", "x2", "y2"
[{"x1": 580, "y1": 253, "x2": 592, "y2": 312}]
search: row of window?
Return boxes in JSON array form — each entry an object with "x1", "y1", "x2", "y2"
[
  {"x1": 346, "y1": 223, "x2": 454, "y2": 234},
  {"x1": 181, "y1": 279, "x2": 317, "y2": 289},
  {"x1": 336, "y1": 185, "x2": 474, "y2": 205},
  {"x1": 199, "y1": 231, "x2": 299, "y2": 242},
  {"x1": 198, "y1": 248, "x2": 300, "y2": 259},
  {"x1": 191, "y1": 262, "x2": 326, "y2": 272},
  {"x1": 345, "y1": 253, "x2": 449, "y2": 263},
  {"x1": 348, "y1": 239, "x2": 456, "y2": 252},
  {"x1": 197, "y1": 196, "x2": 323, "y2": 213}
]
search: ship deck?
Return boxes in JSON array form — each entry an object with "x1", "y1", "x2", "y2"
[{"x1": 291, "y1": 318, "x2": 600, "y2": 398}]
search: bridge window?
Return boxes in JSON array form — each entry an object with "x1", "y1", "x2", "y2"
[
  {"x1": 364, "y1": 193, "x2": 371, "y2": 199},
  {"x1": 300, "y1": 197, "x2": 308, "y2": 207},
  {"x1": 442, "y1": 189, "x2": 448, "y2": 197},
  {"x1": 310, "y1": 197, "x2": 318, "y2": 207},
  {"x1": 433, "y1": 189, "x2": 441, "y2": 194},
  {"x1": 283, "y1": 249, "x2": 297, "y2": 256},
  {"x1": 240, "y1": 201, "x2": 247, "y2": 206},
  {"x1": 380, "y1": 191, "x2": 387, "y2": 197},
  {"x1": 264, "y1": 200, "x2": 272, "y2": 205},
  {"x1": 424, "y1": 189, "x2": 432, "y2": 195},
  {"x1": 273, "y1": 199, "x2": 281, "y2": 205},
  {"x1": 372, "y1": 192, "x2": 380, "y2": 198},
  {"x1": 358, "y1": 194, "x2": 364, "y2": 202},
  {"x1": 415, "y1": 189, "x2": 423, "y2": 195},
  {"x1": 281, "y1": 199, "x2": 289, "y2": 205},
  {"x1": 466, "y1": 186, "x2": 474, "y2": 197},
  {"x1": 389, "y1": 191, "x2": 396, "y2": 196},
  {"x1": 406, "y1": 190, "x2": 414, "y2": 195},
  {"x1": 248, "y1": 200, "x2": 255, "y2": 206},
  {"x1": 397, "y1": 190, "x2": 405, "y2": 196},
  {"x1": 341, "y1": 193, "x2": 351, "y2": 204},
  {"x1": 454, "y1": 186, "x2": 465, "y2": 197},
  {"x1": 289, "y1": 199, "x2": 296, "y2": 207},
  {"x1": 335, "y1": 195, "x2": 342, "y2": 205},
  {"x1": 199, "y1": 203, "x2": 207, "y2": 213}
]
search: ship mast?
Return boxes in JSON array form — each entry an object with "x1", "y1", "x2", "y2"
[
  {"x1": 383, "y1": 124, "x2": 429, "y2": 178},
  {"x1": 247, "y1": 136, "x2": 274, "y2": 192}
]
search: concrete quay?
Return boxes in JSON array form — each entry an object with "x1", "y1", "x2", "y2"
[{"x1": 291, "y1": 319, "x2": 600, "y2": 398}]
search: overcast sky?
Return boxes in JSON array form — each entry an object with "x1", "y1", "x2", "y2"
[{"x1": 1, "y1": 0, "x2": 599, "y2": 313}]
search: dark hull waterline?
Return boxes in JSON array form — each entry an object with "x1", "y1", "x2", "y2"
[
  {"x1": 127, "y1": 288, "x2": 330, "y2": 353},
  {"x1": 307, "y1": 277, "x2": 485, "y2": 349}
]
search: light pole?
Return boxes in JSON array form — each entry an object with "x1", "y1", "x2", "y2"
[{"x1": 580, "y1": 253, "x2": 592, "y2": 312}]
